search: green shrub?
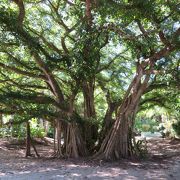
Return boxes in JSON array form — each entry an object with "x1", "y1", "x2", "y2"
[
  {"x1": 12, "y1": 125, "x2": 26, "y2": 138},
  {"x1": 135, "y1": 117, "x2": 159, "y2": 133},
  {"x1": 31, "y1": 126, "x2": 45, "y2": 138},
  {"x1": 172, "y1": 121, "x2": 180, "y2": 136},
  {"x1": 0, "y1": 127, "x2": 11, "y2": 138},
  {"x1": 47, "y1": 127, "x2": 54, "y2": 138},
  {"x1": 0, "y1": 119, "x2": 46, "y2": 139}
]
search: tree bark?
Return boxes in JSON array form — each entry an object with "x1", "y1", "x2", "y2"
[
  {"x1": 25, "y1": 121, "x2": 31, "y2": 157},
  {"x1": 64, "y1": 122, "x2": 87, "y2": 158},
  {"x1": 99, "y1": 100, "x2": 119, "y2": 145},
  {"x1": 52, "y1": 119, "x2": 63, "y2": 158},
  {"x1": 43, "y1": 120, "x2": 49, "y2": 136},
  {"x1": 0, "y1": 113, "x2": 3, "y2": 128},
  {"x1": 56, "y1": 119, "x2": 63, "y2": 157},
  {"x1": 12, "y1": 0, "x2": 25, "y2": 26},
  {"x1": 95, "y1": 62, "x2": 150, "y2": 160},
  {"x1": 85, "y1": 0, "x2": 92, "y2": 26},
  {"x1": 30, "y1": 137, "x2": 40, "y2": 157},
  {"x1": 82, "y1": 80, "x2": 98, "y2": 151}
]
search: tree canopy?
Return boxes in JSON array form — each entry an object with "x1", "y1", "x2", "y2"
[{"x1": 0, "y1": 0, "x2": 179, "y2": 159}]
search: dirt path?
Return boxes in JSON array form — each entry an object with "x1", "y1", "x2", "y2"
[{"x1": 0, "y1": 138, "x2": 180, "y2": 180}]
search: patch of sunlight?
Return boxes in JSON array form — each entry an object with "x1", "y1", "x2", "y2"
[
  {"x1": 71, "y1": 173, "x2": 81, "y2": 177},
  {"x1": 38, "y1": 168, "x2": 57, "y2": 172}
]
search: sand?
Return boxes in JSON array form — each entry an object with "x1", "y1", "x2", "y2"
[{"x1": 0, "y1": 138, "x2": 180, "y2": 180}]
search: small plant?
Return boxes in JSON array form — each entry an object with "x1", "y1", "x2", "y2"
[
  {"x1": 0, "y1": 127, "x2": 11, "y2": 138},
  {"x1": 31, "y1": 126, "x2": 45, "y2": 138},
  {"x1": 12, "y1": 124, "x2": 26, "y2": 138},
  {"x1": 136, "y1": 139, "x2": 148, "y2": 158},
  {"x1": 30, "y1": 118, "x2": 45, "y2": 138},
  {"x1": 159, "y1": 119, "x2": 177, "y2": 138}
]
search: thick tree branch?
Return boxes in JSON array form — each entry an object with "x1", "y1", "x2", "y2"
[
  {"x1": 158, "y1": 31, "x2": 171, "y2": 47},
  {"x1": 0, "y1": 91, "x2": 60, "y2": 108},
  {"x1": 136, "y1": 20, "x2": 149, "y2": 38},
  {"x1": 4, "y1": 52, "x2": 40, "y2": 71},
  {"x1": 12, "y1": 0, "x2": 25, "y2": 26},
  {"x1": 61, "y1": 37, "x2": 69, "y2": 54},
  {"x1": 0, "y1": 72, "x2": 46, "y2": 91},
  {"x1": 0, "y1": 62, "x2": 45, "y2": 79},
  {"x1": 0, "y1": 11, "x2": 66, "y2": 105},
  {"x1": 29, "y1": 29, "x2": 63, "y2": 55},
  {"x1": 32, "y1": 53, "x2": 65, "y2": 103},
  {"x1": 85, "y1": 0, "x2": 92, "y2": 27}
]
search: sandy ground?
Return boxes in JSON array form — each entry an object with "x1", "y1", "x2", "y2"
[{"x1": 0, "y1": 138, "x2": 180, "y2": 180}]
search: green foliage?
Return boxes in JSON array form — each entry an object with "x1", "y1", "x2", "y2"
[
  {"x1": 0, "y1": 124, "x2": 26, "y2": 139},
  {"x1": 135, "y1": 117, "x2": 159, "y2": 133},
  {"x1": 172, "y1": 121, "x2": 180, "y2": 137},
  {"x1": 137, "y1": 105, "x2": 179, "y2": 138},
  {"x1": 0, "y1": 0, "x2": 179, "y2": 150},
  {"x1": 30, "y1": 126, "x2": 45, "y2": 138},
  {"x1": 11, "y1": 124, "x2": 26, "y2": 138},
  {"x1": 0, "y1": 127, "x2": 11, "y2": 138},
  {"x1": 159, "y1": 120, "x2": 175, "y2": 137},
  {"x1": 30, "y1": 118, "x2": 45, "y2": 138},
  {"x1": 0, "y1": 118, "x2": 46, "y2": 138},
  {"x1": 47, "y1": 127, "x2": 54, "y2": 138},
  {"x1": 136, "y1": 139, "x2": 148, "y2": 158}
]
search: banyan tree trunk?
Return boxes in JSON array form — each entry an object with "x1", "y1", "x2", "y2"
[
  {"x1": 43, "y1": 120, "x2": 49, "y2": 136},
  {"x1": 82, "y1": 80, "x2": 98, "y2": 151},
  {"x1": 63, "y1": 122, "x2": 87, "y2": 158},
  {"x1": 95, "y1": 64, "x2": 150, "y2": 160},
  {"x1": 95, "y1": 102, "x2": 136, "y2": 159},
  {"x1": 52, "y1": 118, "x2": 87, "y2": 158},
  {"x1": 25, "y1": 121, "x2": 39, "y2": 157},
  {"x1": 52, "y1": 119, "x2": 63, "y2": 158},
  {"x1": 99, "y1": 101, "x2": 119, "y2": 145},
  {"x1": 25, "y1": 121, "x2": 31, "y2": 157}
]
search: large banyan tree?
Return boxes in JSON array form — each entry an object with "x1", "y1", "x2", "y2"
[{"x1": 0, "y1": 0, "x2": 179, "y2": 160}]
